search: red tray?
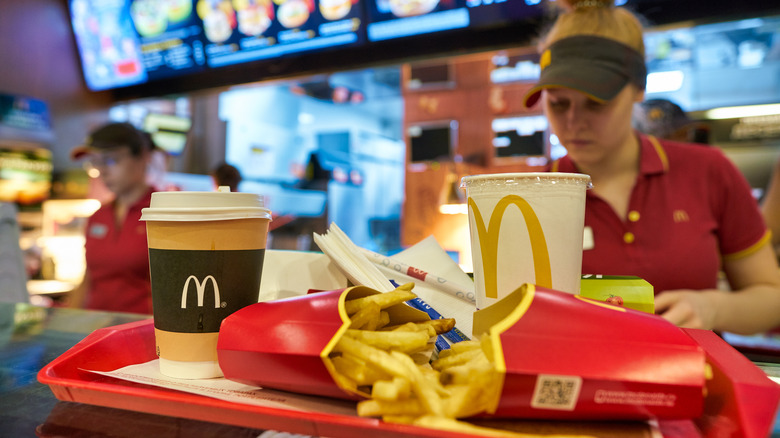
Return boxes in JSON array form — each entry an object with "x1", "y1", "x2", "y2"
[{"x1": 36, "y1": 319, "x2": 777, "y2": 438}]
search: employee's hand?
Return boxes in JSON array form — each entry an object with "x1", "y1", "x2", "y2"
[{"x1": 654, "y1": 289, "x2": 720, "y2": 330}]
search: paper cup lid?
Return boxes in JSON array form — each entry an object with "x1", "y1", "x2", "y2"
[
  {"x1": 460, "y1": 172, "x2": 592, "y2": 189},
  {"x1": 141, "y1": 190, "x2": 272, "y2": 222}
]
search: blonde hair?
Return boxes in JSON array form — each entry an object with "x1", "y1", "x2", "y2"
[{"x1": 540, "y1": 0, "x2": 645, "y2": 56}]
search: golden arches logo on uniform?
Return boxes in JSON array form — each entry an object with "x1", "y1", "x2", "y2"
[
  {"x1": 673, "y1": 210, "x2": 690, "y2": 223},
  {"x1": 468, "y1": 195, "x2": 552, "y2": 299},
  {"x1": 181, "y1": 275, "x2": 221, "y2": 309}
]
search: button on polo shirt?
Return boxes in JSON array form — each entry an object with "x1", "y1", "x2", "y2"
[{"x1": 551, "y1": 134, "x2": 768, "y2": 293}]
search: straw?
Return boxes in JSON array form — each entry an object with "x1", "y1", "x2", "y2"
[{"x1": 359, "y1": 247, "x2": 475, "y2": 304}]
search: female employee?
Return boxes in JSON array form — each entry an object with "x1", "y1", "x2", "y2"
[
  {"x1": 523, "y1": 0, "x2": 780, "y2": 334},
  {"x1": 68, "y1": 122, "x2": 156, "y2": 314}
]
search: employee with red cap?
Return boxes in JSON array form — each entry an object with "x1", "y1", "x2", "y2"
[
  {"x1": 525, "y1": 0, "x2": 780, "y2": 334},
  {"x1": 69, "y1": 122, "x2": 156, "y2": 314}
]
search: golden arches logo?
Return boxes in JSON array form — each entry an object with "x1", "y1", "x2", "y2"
[
  {"x1": 181, "y1": 275, "x2": 221, "y2": 309},
  {"x1": 468, "y1": 195, "x2": 552, "y2": 299},
  {"x1": 540, "y1": 49, "x2": 551, "y2": 70},
  {"x1": 673, "y1": 210, "x2": 689, "y2": 223}
]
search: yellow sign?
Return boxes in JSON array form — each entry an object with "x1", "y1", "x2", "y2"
[{"x1": 468, "y1": 195, "x2": 552, "y2": 298}]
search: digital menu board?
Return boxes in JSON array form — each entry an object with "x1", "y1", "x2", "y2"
[
  {"x1": 365, "y1": 0, "x2": 544, "y2": 42},
  {"x1": 69, "y1": 0, "x2": 366, "y2": 91},
  {"x1": 201, "y1": 0, "x2": 365, "y2": 68},
  {"x1": 68, "y1": 0, "x2": 779, "y2": 95}
]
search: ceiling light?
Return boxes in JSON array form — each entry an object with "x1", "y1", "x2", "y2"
[
  {"x1": 705, "y1": 104, "x2": 780, "y2": 120},
  {"x1": 645, "y1": 71, "x2": 684, "y2": 94}
]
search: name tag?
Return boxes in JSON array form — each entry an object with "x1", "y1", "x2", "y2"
[
  {"x1": 583, "y1": 226, "x2": 594, "y2": 250},
  {"x1": 89, "y1": 223, "x2": 108, "y2": 239}
]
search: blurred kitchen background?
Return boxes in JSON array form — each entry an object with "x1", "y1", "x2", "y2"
[{"x1": 3, "y1": 2, "x2": 780, "y2": 303}]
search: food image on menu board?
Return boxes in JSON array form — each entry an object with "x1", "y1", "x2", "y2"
[
  {"x1": 130, "y1": 0, "x2": 168, "y2": 36},
  {"x1": 234, "y1": 0, "x2": 274, "y2": 36},
  {"x1": 388, "y1": 0, "x2": 439, "y2": 17},
  {"x1": 167, "y1": 0, "x2": 194, "y2": 22},
  {"x1": 197, "y1": 0, "x2": 238, "y2": 43},
  {"x1": 276, "y1": 0, "x2": 313, "y2": 29},
  {"x1": 130, "y1": 0, "x2": 194, "y2": 37},
  {"x1": 319, "y1": 0, "x2": 353, "y2": 21}
]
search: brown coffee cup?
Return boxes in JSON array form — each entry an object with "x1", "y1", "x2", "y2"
[{"x1": 141, "y1": 187, "x2": 271, "y2": 379}]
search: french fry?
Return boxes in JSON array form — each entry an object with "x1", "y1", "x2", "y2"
[
  {"x1": 383, "y1": 318, "x2": 456, "y2": 336},
  {"x1": 345, "y1": 329, "x2": 429, "y2": 353},
  {"x1": 425, "y1": 318, "x2": 456, "y2": 335},
  {"x1": 435, "y1": 339, "x2": 482, "y2": 361},
  {"x1": 390, "y1": 350, "x2": 445, "y2": 417},
  {"x1": 440, "y1": 361, "x2": 484, "y2": 386},
  {"x1": 376, "y1": 311, "x2": 390, "y2": 329},
  {"x1": 431, "y1": 348, "x2": 483, "y2": 371},
  {"x1": 379, "y1": 415, "x2": 417, "y2": 424},
  {"x1": 357, "y1": 398, "x2": 425, "y2": 417},
  {"x1": 386, "y1": 321, "x2": 436, "y2": 338},
  {"x1": 329, "y1": 365, "x2": 359, "y2": 393},
  {"x1": 442, "y1": 384, "x2": 473, "y2": 418},
  {"x1": 332, "y1": 335, "x2": 410, "y2": 379},
  {"x1": 331, "y1": 354, "x2": 391, "y2": 386},
  {"x1": 331, "y1": 282, "x2": 503, "y2": 430},
  {"x1": 372, "y1": 377, "x2": 411, "y2": 401},
  {"x1": 449, "y1": 339, "x2": 483, "y2": 354},
  {"x1": 419, "y1": 364, "x2": 448, "y2": 396},
  {"x1": 344, "y1": 284, "x2": 416, "y2": 315},
  {"x1": 348, "y1": 301, "x2": 381, "y2": 330}
]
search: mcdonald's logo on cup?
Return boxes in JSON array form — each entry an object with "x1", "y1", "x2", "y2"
[
  {"x1": 181, "y1": 275, "x2": 223, "y2": 309},
  {"x1": 141, "y1": 189, "x2": 271, "y2": 379},
  {"x1": 461, "y1": 173, "x2": 590, "y2": 309}
]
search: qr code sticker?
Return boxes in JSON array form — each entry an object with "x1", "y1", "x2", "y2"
[{"x1": 530, "y1": 374, "x2": 582, "y2": 411}]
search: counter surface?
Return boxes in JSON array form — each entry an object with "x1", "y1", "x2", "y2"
[{"x1": 0, "y1": 302, "x2": 267, "y2": 438}]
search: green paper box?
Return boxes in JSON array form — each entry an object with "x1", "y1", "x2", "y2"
[{"x1": 579, "y1": 275, "x2": 654, "y2": 314}]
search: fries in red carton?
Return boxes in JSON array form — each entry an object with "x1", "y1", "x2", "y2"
[
  {"x1": 473, "y1": 283, "x2": 707, "y2": 421},
  {"x1": 217, "y1": 285, "x2": 430, "y2": 400}
]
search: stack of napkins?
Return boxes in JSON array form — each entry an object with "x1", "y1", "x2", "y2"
[{"x1": 313, "y1": 223, "x2": 476, "y2": 339}]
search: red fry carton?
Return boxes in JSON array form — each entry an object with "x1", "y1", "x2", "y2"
[
  {"x1": 473, "y1": 284, "x2": 707, "y2": 421},
  {"x1": 685, "y1": 328, "x2": 780, "y2": 438},
  {"x1": 217, "y1": 286, "x2": 430, "y2": 400}
]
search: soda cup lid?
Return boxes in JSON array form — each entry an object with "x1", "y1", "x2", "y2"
[
  {"x1": 140, "y1": 189, "x2": 272, "y2": 222},
  {"x1": 460, "y1": 172, "x2": 592, "y2": 190}
]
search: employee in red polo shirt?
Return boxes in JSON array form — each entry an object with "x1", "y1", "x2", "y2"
[
  {"x1": 523, "y1": 0, "x2": 780, "y2": 335},
  {"x1": 68, "y1": 122, "x2": 156, "y2": 314}
]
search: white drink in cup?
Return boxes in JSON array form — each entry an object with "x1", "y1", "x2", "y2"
[
  {"x1": 140, "y1": 187, "x2": 271, "y2": 379},
  {"x1": 460, "y1": 173, "x2": 590, "y2": 309}
]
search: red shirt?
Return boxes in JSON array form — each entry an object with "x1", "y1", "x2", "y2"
[
  {"x1": 551, "y1": 134, "x2": 770, "y2": 293},
  {"x1": 84, "y1": 188, "x2": 154, "y2": 314}
]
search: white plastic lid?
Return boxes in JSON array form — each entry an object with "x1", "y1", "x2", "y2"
[
  {"x1": 141, "y1": 188, "x2": 272, "y2": 222},
  {"x1": 460, "y1": 172, "x2": 592, "y2": 189}
]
